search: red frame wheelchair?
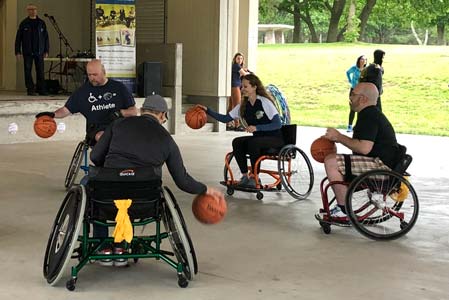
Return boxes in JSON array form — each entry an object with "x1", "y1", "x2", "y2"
[
  {"x1": 315, "y1": 148, "x2": 419, "y2": 241},
  {"x1": 221, "y1": 125, "x2": 314, "y2": 200}
]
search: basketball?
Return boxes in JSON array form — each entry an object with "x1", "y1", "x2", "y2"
[
  {"x1": 185, "y1": 107, "x2": 207, "y2": 129},
  {"x1": 310, "y1": 136, "x2": 337, "y2": 163},
  {"x1": 192, "y1": 193, "x2": 227, "y2": 224},
  {"x1": 34, "y1": 115, "x2": 57, "y2": 138}
]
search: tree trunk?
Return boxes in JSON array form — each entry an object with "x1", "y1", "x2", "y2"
[
  {"x1": 346, "y1": 0, "x2": 356, "y2": 32},
  {"x1": 411, "y1": 21, "x2": 422, "y2": 45},
  {"x1": 292, "y1": 3, "x2": 303, "y2": 43},
  {"x1": 302, "y1": 9, "x2": 319, "y2": 42},
  {"x1": 326, "y1": 0, "x2": 346, "y2": 42},
  {"x1": 359, "y1": 0, "x2": 377, "y2": 41},
  {"x1": 437, "y1": 23, "x2": 445, "y2": 45},
  {"x1": 345, "y1": 0, "x2": 356, "y2": 41}
]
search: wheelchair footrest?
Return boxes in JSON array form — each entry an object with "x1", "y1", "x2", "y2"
[
  {"x1": 314, "y1": 213, "x2": 351, "y2": 227},
  {"x1": 220, "y1": 181, "x2": 279, "y2": 193}
]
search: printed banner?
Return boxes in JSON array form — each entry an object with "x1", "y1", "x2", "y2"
[{"x1": 95, "y1": 0, "x2": 136, "y2": 92}]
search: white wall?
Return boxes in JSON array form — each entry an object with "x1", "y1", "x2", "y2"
[{"x1": 166, "y1": 0, "x2": 233, "y2": 97}]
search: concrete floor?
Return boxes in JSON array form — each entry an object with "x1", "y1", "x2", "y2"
[{"x1": 0, "y1": 127, "x2": 448, "y2": 300}]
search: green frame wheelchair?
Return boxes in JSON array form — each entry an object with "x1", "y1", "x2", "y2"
[{"x1": 44, "y1": 166, "x2": 197, "y2": 291}]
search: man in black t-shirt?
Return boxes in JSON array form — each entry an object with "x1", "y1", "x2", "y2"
[
  {"x1": 35, "y1": 59, "x2": 137, "y2": 143},
  {"x1": 322, "y1": 82, "x2": 400, "y2": 218}
]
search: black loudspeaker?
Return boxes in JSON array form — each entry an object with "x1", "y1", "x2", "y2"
[
  {"x1": 137, "y1": 62, "x2": 162, "y2": 97},
  {"x1": 45, "y1": 79, "x2": 61, "y2": 95}
]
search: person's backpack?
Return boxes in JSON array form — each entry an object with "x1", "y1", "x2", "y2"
[{"x1": 266, "y1": 84, "x2": 291, "y2": 125}]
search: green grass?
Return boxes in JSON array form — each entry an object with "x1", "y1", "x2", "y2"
[{"x1": 256, "y1": 43, "x2": 449, "y2": 136}]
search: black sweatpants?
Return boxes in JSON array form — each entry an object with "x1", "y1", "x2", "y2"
[{"x1": 232, "y1": 135, "x2": 284, "y2": 174}]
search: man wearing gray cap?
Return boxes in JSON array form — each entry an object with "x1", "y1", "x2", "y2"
[{"x1": 90, "y1": 95, "x2": 223, "y2": 263}]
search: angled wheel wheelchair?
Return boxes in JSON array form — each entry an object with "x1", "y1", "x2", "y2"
[
  {"x1": 221, "y1": 124, "x2": 314, "y2": 200},
  {"x1": 44, "y1": 167, "x2": 197, "y2": 291},
  {"x1": 315, "y1": 146, "x2": 419, "y2": 241},
  {"x1": 64, "y1": 138, "x2": 90, "y2": 190}
]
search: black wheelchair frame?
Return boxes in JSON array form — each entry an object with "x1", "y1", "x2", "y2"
[
  {"x1": 64, "y1": 138, "x2": 90, "y2": 190},
  {"x1": 44, "y1": 167, "x2": 197, "y2": 290}
]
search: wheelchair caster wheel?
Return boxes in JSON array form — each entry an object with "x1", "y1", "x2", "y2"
[
  {"x1": 320, "y1": 222, "x2": 331, "y2": 234},
  {"x1": 256, "y1": 192, "x2": 264, "y2": 200},
  {"x1": 226, "y1": 187, "x2": 234, "y2": 196},
  {"x1": 66, "y1": 278, "x2": 77, "y2": 291},
  {"x1": 178, "y1": 275, "x2": 188, "y2": 288}
]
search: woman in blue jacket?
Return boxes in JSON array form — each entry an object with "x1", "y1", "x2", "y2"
[{"x1": 345, "y1": 55, "x2": 367, "y2": 132}]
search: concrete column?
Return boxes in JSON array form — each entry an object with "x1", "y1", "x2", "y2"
[
  {"x1": 264, "y1": 30, "x2": 275, "y2": 44},
  {"x1": 238, "y1": 0, "x2": 258, "y2": 72},
  {"x1": 1, "y1": 0, "x2": 17, "y2": 90}
]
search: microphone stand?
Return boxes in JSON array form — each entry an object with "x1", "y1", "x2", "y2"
[{"x1": 46, "y1": 14, "x2": 74, "y2": 93}]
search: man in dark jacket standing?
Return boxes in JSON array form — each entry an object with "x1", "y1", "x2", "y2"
[
  {"x1": 15, "y1": 3, "x2": 49, "y2": 96},
  {"x1": 359, "y1": 49, "x2": 385, "y2": 111}
]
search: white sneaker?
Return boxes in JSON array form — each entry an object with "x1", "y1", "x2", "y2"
[
  {"x1": 113, "y1": 247, "x2": 129, "y2": 267},
  {"x1": 97, "y1": 248, "x2": 113, "y2": 266},
  {"x1": 329, "y1": 206, "x2": 347, "y2": 218}
]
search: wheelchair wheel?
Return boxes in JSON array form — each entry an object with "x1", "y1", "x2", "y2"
[
  {"x1": 161, "y1": 187, "x2": 198, "y2": 281},
  {"x1": 64, "y1": 141, "x2": 87, "y2": 190},
  {"x1": 43, "y1": 185, "x2": 86, "y2": 285},
  {"x1": 278, "y1": 145, "x2": 314, "y2": 200},
  {"x1": 346, "y1": 169, "x2": 419, "y2": 241}
]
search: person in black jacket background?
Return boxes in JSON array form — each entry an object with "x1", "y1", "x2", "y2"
[
  {"x1": 15, "y1": 3, "x2": 49, "y2": 96},
  {"x1": 359, "y1": 49, "x2": 385, "y2": 111}
]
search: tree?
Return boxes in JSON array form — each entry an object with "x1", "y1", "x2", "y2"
[
  {"x1": 324, "y1": 0, "x2": 346, "y2": 42},
  {"x1": 277, "y1": 0, "x2": 326, "y2": 43},
  {"x1": 343, "y1": 0, "x2": 360, "y2": 42}
]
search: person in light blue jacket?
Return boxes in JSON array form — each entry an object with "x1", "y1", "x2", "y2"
[{"x1": 345, "y1": 55, "x2": 367, "y2": 132}]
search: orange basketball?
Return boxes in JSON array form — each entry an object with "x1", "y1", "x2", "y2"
[
  {"x1": 192, "y1": 193, "x2": 227, "y2": 224},
  {"x1": 34, "y1": 115, "x2": 57, "y2": 138},
  {"x1": 310, "y1": 136, "x2": 337, "y2": 163},
  {"x1": 185, "y1": 107, "x2": 207, "y2": 129}
]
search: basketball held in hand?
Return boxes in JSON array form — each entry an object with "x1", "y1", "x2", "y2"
[
  {"x1": 192, "y1": 193, "x2": 227, "y2": 224},
  {"x1": 34, "y1": 115, "x2": 57, "y2": 138},
  {"x1": 185, "y1": 107, "x2": 207, "y2": 129},
  {"x1": 310, "y1": 136, "x2": 337, "y2": 163}
]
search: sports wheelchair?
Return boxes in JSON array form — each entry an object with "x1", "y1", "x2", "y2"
[
  {"x1": 315, "y1": 146, "x2": 419, "y2": 241},
  {"x1": 64, "y1": 138, "x2": 90, "y2": 190},
  {"x1": 221, "y1": 124, "x2": 314, "y2": 200},
  {"x1": 44, "y1": 166, "x2": 197, "y2": 291}
]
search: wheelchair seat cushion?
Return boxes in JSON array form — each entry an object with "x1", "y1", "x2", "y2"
[{"x1": 87, "y1": 167, "x2": 162, "y2": 220}]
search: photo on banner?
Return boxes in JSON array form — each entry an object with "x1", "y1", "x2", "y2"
[{"x1": 95, "y1": 0, "x2": 136, "y2": 93}]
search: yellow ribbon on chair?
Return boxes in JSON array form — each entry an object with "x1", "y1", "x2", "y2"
[
  {"x1": 113, "y1": 199, "x2": 133, "y2": 243},
  {"x1": 389, "y1": 177, "x2": 410, "y2": 202}
]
